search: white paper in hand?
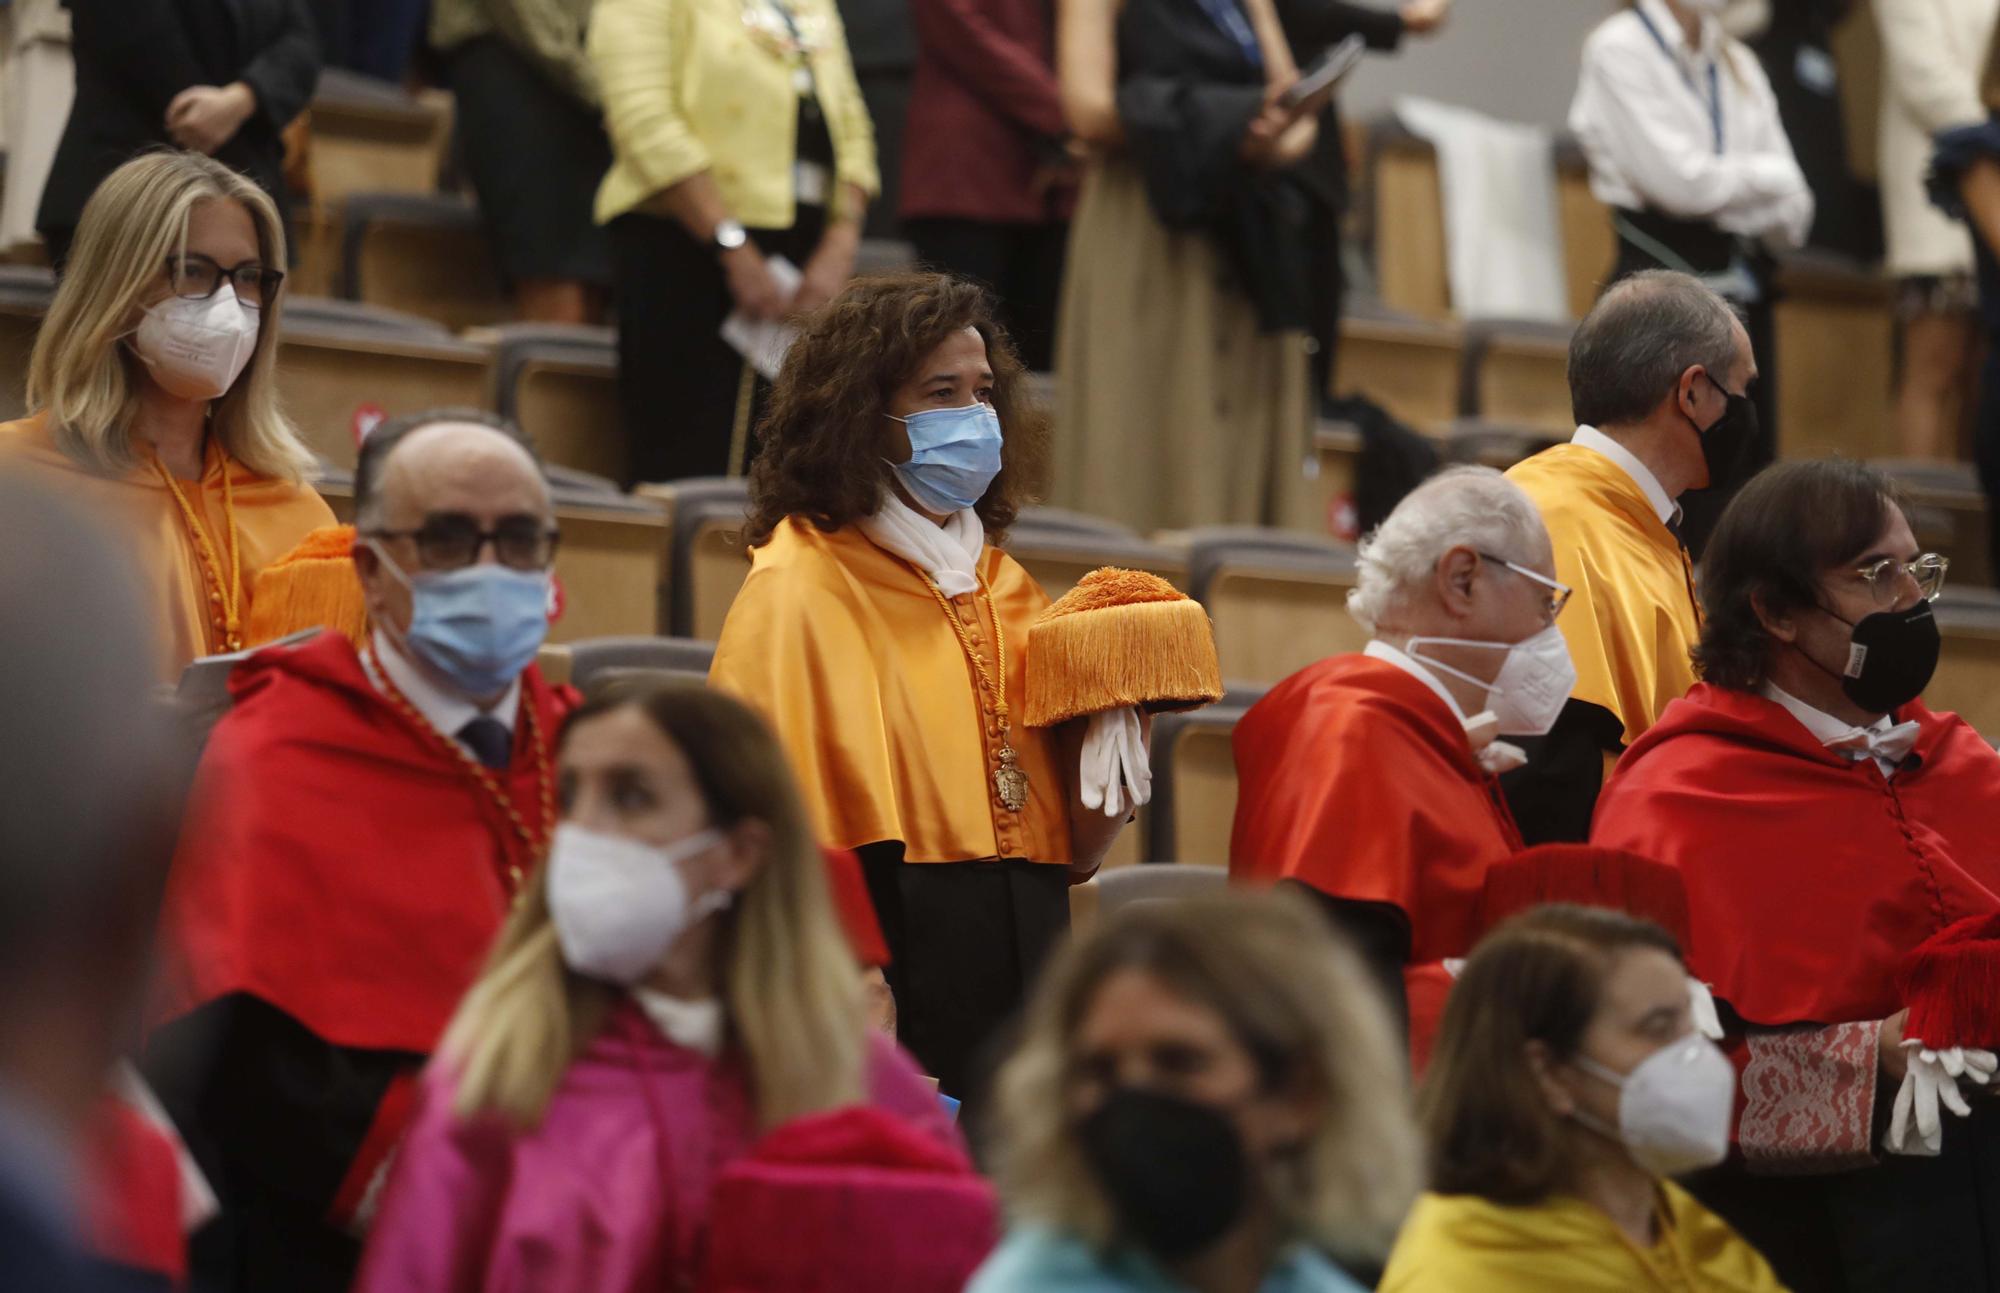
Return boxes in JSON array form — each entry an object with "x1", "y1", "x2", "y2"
[{"x1": 719, "y1": 256, "x2": 802, "y2": 380}]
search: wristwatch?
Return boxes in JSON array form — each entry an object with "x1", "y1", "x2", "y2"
[{"x1": 712, "y1": 218, "x2": 748, "y2": 254}]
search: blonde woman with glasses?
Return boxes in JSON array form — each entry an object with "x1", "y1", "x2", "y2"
[
  {"x1": 0, "y1": 149, "x2": 332, "y2": 677},
  {"x1": 971, "y1": 890, "x2": 1419, "y2": 1293},
  {"x1": 354, "y1": 678, "x2": 962, "y2": 1292}
]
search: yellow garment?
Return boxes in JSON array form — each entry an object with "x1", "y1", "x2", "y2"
[
  {"x1": 590, "y1": 0, "x2": 879, "y2": 227},
  {"x1": 1506, "y1": 443, "x2": 1702, "y2": 750},
  {"x1": 0, "y1": 413, "x2": 336, "y2": 680},
  {"x1": 709, "y1": 517, "x2": 1071, "y2": 865},
  {"x1": 1379, "y1": 1186, "x2": 1789, "y2": 1293}
]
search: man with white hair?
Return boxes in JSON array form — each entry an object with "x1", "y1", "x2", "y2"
[
  {"x1": 141, "y1": 410, "x2": 579, "y2": 1293},
  {"x1": 1230, "y1": 466, "x2": 1573, "y2": 1063}
]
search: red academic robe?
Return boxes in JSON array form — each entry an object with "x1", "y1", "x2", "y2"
[
  {"x1": 1594, "y1": 683, "x2": 2000, "y2": 1175},
  {"x1": 145, "y1": 631, "x2": 576, "y2": 1293},
  {"x1": 1230, "y1": 656, "x2": 1524, "y2": 1065}
]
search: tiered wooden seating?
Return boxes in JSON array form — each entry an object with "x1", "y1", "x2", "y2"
[
  {"x1": 1145, "y1": 695, "x2": 1258, "y2": 864},
  {"x1": 637, "y1": 478, "x2": 753, "y2": 640},
  {"x1": 489, "y1": 323, "x2": 622, "y2": 482},
  {"x1": 315, "y1": 469, "x2": 669, "y2": 643},
  {"x1": 1555, "y1": 137, "x2": 1613, "y2": 319},
  {"x1": 305, "y1": 71, "x2": 453, "y2": 205},
  {"x1": 277, "y1": 304, "x2": 493, "y2": 468},
  {"x1": 566, "y1": 635, "x2": 716, "y2": 690},
  {"x1": 1189, "y1": 529, "x2": 1363, "y2": 686},
  {"x1": 340, "y1": 193, "x2": 506, "y2": 333},
  {"x1": 1336, "y1": 305, "x2": 1464, "y2": 432},
  {"x1": 1460, "y1": 318, "x2": 1574, "y2": 433},
  {"x1": 1931, "y1": 589, "x2": 2000, "y2": 737},
  {"x1": 1772, "y1": 251, "x2": 1895, "y2": 462},
  {"x1": 0, "y1": 265, "x2": 53, "y2": 420},
  {"x1": 1872, "y1": 459, "x2": 1993, "y2": 589},
  {"x1": 1072, "y1": 862, "x2": 1228, "y2": 930},
  {"x1": 1007, "y1": 510, "x2": 1189, "y2": 602}
]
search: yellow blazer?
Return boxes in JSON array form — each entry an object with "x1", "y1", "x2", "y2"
[{"x1": 589, "y1": 0, "x2": 879, "y2": 227}]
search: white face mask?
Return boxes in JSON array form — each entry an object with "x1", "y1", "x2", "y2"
[
  {"x1": 546, "y1": 823, "x2": 731, "y2": 985},
  {"x1": 1405, "y1": 624, "x2": 1577, "y2": 736},
  {"x1": 132, "y1": 285, "x2": 259, "y2": 400},
  {"x1": 1571, "y1": 1032, "x2": 1735, "y2": 1177}
]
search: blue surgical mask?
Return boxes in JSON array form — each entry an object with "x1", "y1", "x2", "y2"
[
  {"x1": 373, "y1": 543, "x2": 550, "y2": 698},
  {"x1": 886, "y1": 402, "x2": 1004, "y2": 515}
]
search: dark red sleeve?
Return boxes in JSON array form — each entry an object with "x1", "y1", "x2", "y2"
[{"x1": 909, "y1": 0, "x2": 1068, "y2": 140}]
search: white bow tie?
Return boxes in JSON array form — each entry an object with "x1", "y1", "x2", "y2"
[{"x1": 1825, "y1": 720, "x2": 1921, "y2": 768}]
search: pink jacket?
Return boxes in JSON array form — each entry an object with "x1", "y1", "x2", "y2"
[{"x1": 353, "y1": 1004, "x2": 961, "y2": 1293}]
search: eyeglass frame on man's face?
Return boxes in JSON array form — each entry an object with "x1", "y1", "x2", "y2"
[
  {"x1": 364, "y1": 512, "x2": 562, "y2": 573},
  {"x1": 164, "y1": 252, "x2": 285, "y2": 309},
  {"x1": 1850, "y1": 552, "x2": 1949, "y2": 607},
  {"x1": 1478, "y1": 551, "x2": 1572, "y2": 622}
]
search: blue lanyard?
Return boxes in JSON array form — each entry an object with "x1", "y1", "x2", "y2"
[
  {"x1": 1190, "y1": 0, "x2": 1264, "y2": 70},
  {"x1": 1632, "y1": 7, "x2": 1723, "y2": 155}
]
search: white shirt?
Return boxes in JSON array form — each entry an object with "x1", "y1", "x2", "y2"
[
  {"x1": 1365, "y1": 639, "x2": 1473, "y2": 726},
  {"x1": 1572, "y1": 425, "x2": 1681, "y2": 529},
  {"x1": 1763, "y1": 681, "x2": 1903, "y2": 779},
  {"x1": 1569, "y1": 0, "x2": 1813, "y2": 248},
  {"x1": 365, "y1": 629, "x2": 521, "y2": 756},
  {"x1": 630, "y1": 989, "x2": 725, "y2": 1057}
]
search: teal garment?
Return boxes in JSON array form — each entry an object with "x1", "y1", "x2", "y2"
[{"x1": 967, "y1": 1226, "x2": 1369, "y2": 1293}]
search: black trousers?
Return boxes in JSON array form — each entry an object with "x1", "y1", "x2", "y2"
[
  {"x1": 905, "y1": 218, "x2": 1068, "y2": 373},
  {"x1": 607, "y1": 210, "x2": 823, "y2": 486},
  {"x1": 856, "y1": 847, "x2": 1068, "y2": 1128}
]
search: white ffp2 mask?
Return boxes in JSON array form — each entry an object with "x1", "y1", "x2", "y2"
[
  {"x1": 132, "y1": 286, "x2": 259, "y2": 400},
  {"x1": 1573, "y1": 1032, "x2": 1736, "y2": 1177},
  {"x1": 547, "y1": 823, "x2": 731, "y2": 984},
  {"x1": 1405, "y1": 624, "x2": 1577, "y2": 737}
]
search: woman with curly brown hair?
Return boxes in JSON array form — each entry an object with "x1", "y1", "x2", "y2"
[{"x1": 710, "y1": 272, "x2": 1136, "y2": 1109}]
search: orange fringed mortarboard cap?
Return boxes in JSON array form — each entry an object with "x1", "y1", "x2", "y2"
[
  {"x1": 243, "y1": 525, "x2": 369, "y2": 649},
  {"x1": 1022, "y1": 567, "x2": 1223, "y2": 728}
]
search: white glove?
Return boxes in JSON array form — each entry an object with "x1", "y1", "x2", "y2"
[
  {"x1": 1078, "y1": 707, "x2": 1151, "y2": 819},
  {"x1": 1886, "y1": 1042, "x2": 1997, "y2": 1157}
]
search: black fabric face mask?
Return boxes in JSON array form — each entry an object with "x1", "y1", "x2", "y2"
[
  {"x1": 1690, "y1": 383, "x2": 1759, "y2": 494},
  {"x1": 1801, "y1": 600, "x2": 1941, "y2": 716},
  {"x1": 1077, "y1": 1087, "x2": 1248, "y2": 1261}
]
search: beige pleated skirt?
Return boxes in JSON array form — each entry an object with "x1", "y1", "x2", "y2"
[{"x1": 1049, "y1": 156, "x2": 1314, "y2": 534}]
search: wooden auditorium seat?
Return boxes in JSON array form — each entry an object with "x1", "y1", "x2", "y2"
[
  {"x1": 1090, "y1": 862, "x2": 1229, "y2": 923},
  {"x1": 1459, "y1": 317, "x2": 1574, "y2": 433},
  {"x1": 1336, "y1": 303, "x2": 1465, "y2": 432},
  {"x1": 855, "y1": 239, "x2": 919, "y2": 277},
  {"x1": 641, "y1": 478, "x2": 753, "y2": 640},
  {"x1": 305, "y1": 71, "x2": 453, "y2": 205},
  {"x1": 0, "y1": 265, "x2": 53, "y2": 421},
  {"x1": 1554, "y1": 136, "x2": 1613, "y2": 320},
  {"x1": 1871, "y1": 458, "x2": 1992, "y2": 589},
  {"x1": 489, "y1": 323, "x2": 622, "y2": 483},
  {"x1": 1772, "y1": 251, "x2": 1894, "y2": 462},
  {"x1": 278, "y1": 312, "x2": 493, "y2": 467},
  {"x1": 1931, "y1": 588, "x2": 2000, "y2": 738},
  {"x1": 1007, "y1": 522, "x2": 1189, "y2": 603},
  {"x1": 1189, "y1": 528, "x2": 1363, "y2": 686},
  {"x1": 565, "y1": 635, "x2": 717, "y2": 690},
  {"x1": 1144, "y1": 694, "x2": 1259, "y2": 865},
  {"x1": 1440, "y1": 418, "x2": 1564, "y2": 470},
  {"x1": 315, "y1": 468, "x2": 669, "y2": 642},
  {"x1": 339, "y1": 193, "x2": 506, "y2": 333}
]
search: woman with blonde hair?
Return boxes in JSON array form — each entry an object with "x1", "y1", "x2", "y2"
[
  {"x1": 970, "y1": 890, "x2": 1419, "y2": 1293},
  {"x1": 353, "y1": 677, "x2": 959, "y2": 1291},
  {"x1": 1380, "y1": 904, "x2": 1783, "y2": 1291},
  {"x1": 0, "y1": 148, "x2": 331, "y2": 677}
]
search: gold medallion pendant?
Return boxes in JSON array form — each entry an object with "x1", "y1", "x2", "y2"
[{"x1": 994, "y1": 742, "x2": 1030, "y2": 813}]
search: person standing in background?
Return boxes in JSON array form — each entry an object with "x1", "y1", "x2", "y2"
[
  {"x1": 1052, "y1": 0, "x2": 1331, "y2": 533},
  {"x1": 1569, "y1": 0, "x2": 1811, "y2": 552},
  {"x1": 431, "y1": 0, "x2": 613, "y2": 323},
  {"x1": 1875, "y1": 0, "x2": 1999, "y2": 461},
  {"x1": 838, "y1": 0, "x2": 916, "y2": 240},
  {"x1": 0, "y1": 0, "x2": 74, "y2": 260},
  {"x1": 1279, "y1": 0, "x2": 1449, "y2": 412},
  {"x1": 900, "y1": 0, "x2": 1073, "y2": 373},
  {"x1": 590, "y1": 0, "x2": 878, "y2": 486},
  {"x1": 38, "y1": 0, "x2": 320, "y2": 269}
]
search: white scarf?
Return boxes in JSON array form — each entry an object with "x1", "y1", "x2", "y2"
[{"x1": 856, "y1": 491, "x2": 985, "y2": 596}]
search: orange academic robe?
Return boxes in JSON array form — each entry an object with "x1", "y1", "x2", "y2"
[
  {"x1": 0, "y1": 412, "x2": 335, "y2": 678},
  {"x1": 1230, "y1": 655, "x2": 1524, "y2": 1065},
  {"x1": 709, "y1": 516, "x2": 1070, "y2": 866}
]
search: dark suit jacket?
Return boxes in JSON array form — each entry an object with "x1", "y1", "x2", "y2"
[
  {"x1": 898, "y1": 0, "x2": 1072, "y2": 224},
  {"x1": 38, "y1": 0, "x2": 320, "y2": 247}
]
